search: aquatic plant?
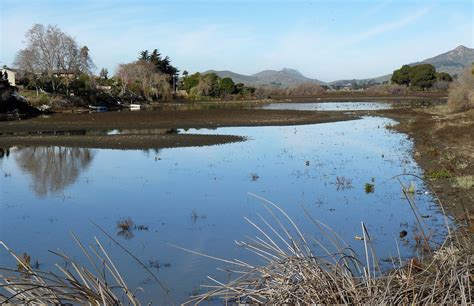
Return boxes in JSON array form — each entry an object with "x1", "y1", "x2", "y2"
[
  {"x1": 364, "y1": 182, "x2": 375, "y2": 193},
  {"x1": 0, "y1": 226, "x2": 170, "y2": 305},
  {"x1": 177, "y1": 190, "x2": 471, "y2": 305},
  {"x1": 426, "y1": 169, "x2": 452, "y2": 180},
  {"x1": 250, "y1": 173, "x2": 260, "y2": 181},
  {"x1": 117, "y1": 217, "x2": 134, "y2": 231},
  {"x1": 335, "y1": 176, "x2": 353, "y2": 190},
  {"x1": 0, "y1": 179, "x2": 471, "y2": 305}
]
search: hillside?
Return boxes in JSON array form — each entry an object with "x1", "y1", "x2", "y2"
[
  {"x1": 330, "y1": 45, "x2": 474, "y2": 87},
  {"x1": 204, "y1": 70, "x2": 259, "y2": 85},
  {"x1": 205, "y1": 45, "x2": 473, "y2": 88},
  {"x1": 415, "y1": 45, "x2": 474, "y2": 76},
  {"x1": 205, "y1": 68, "x2": 325, "y2": 87}
]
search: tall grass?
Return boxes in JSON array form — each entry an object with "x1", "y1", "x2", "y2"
[
  {"x1": 0, "y1": 234, "x2": 140, "y2": 305},
  {"x1": 0, "y1": 227, "x2": 170, "y2": 305},
  {"x1": 178, "y1": 188, "x2": 472, "y2": 304},
  {"x1": 0, "y1": 181, "x2": 472, "y2": 304}
]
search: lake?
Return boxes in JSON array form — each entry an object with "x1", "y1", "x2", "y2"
[{"x1": 0, "y1": 104, "x2": 448, "y2": 304}]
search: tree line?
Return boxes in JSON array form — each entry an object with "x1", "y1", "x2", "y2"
[
  {"x1": 10, "y1": 23, "x2": 461, "y2": 107},
  {"x1": 391, "y1": 64, "x2": 453, "y2": 90}
]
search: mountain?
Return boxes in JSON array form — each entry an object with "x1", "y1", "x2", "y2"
[
  {"x1": 251, "y1": 68, "x2": 326, "y2": 87},
  {"x1": 330, "y1": 45, "x2": 474, "y2": 87},
  {"x1": 205, "y1": 45, "x2": 473, "y2": 88},
  {"x1": 415, "y1": 45, "x2": 474, "y2": 77},
  {"x1": 204, "y1": 68, "x2": 325, "y2": 87},
  {"x1": 204, "y1": 70, "x2": 259, "y2": 85}
]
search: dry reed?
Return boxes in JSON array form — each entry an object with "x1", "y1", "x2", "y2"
[{"x1": 0, "y1": 179, "x2": 472, "y2": 305}]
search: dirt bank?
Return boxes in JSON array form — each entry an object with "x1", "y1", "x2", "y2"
[
  {"x1": 376, "y1": 106, "x2": 474, "y2": 226},
  {"x1": 0, "y1": 109, "x2": 356, "y2": 149},
  {"x1": 0, "y1": 109, "x2": 356, "y2": 134},
  {"x1": 0, "y1": 134, "x2": 245, "y2": 150}
]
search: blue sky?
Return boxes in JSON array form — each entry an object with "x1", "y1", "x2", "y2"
[{"x1": 1, "y1": 0, "x2": 472, "y2": 82}]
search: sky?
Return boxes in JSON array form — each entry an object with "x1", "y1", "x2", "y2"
[{"x1": 1, "y1": 0, "x2": 473, "y2": 82}]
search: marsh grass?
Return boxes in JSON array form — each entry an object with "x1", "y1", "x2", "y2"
[
  {"x1": 0, "y1": 225, "x2": 171, "y2": 305},
  {"x1": 0, "y1": 178, "x2": 472, "y2": 305},
  {"x1": 176, "y1": 181, "x2": 471, "y2": 304},
  {"x1": 0, "y1": 235, "x2": 141, "y2": 305}
]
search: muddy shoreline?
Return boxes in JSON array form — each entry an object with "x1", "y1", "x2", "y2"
[
  {"x1": 0, "y1": 109, "x2": 357, "y2": 149},
  {"x1": 375, "y1": 107, "x2": 474, "y2": 225},
  {"x1": 0, "y1": 134, "x2": 246, "y2": 150}
]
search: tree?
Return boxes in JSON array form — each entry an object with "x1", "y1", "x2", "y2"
[
  {"x1": 391, "y1": 64, "x2": 439, "y2": 89},
  {"x1": 436, "y1": 72, "x2": 453, "y2": 82},
  {"x1": 182, "y1": 70, "x2": 189, "y2": 77},
  {"x1": 391, "y1": 65, "x2": 411, "y2": 86},
  {"x1": 99, "y1": 68, "x2": 109, "y2": 79},
  {"x1": 139, "y1": 49, "x2": 178, "y2": 88},
  {"x1": 219, "y1": 77, "x2": 236, "y2": 96},
  {"x1": 116, "y1": 60, "x2": 172, "y2": 101},
  {"x1": 14, "y1": 24, "x2": 94, "y2": 95},
  {"x1": 181, "y1": 72, "x2": 200, "y2": 92},
  {"x1": 409, "y1": 64, "x2": 436, "y2": 89}
]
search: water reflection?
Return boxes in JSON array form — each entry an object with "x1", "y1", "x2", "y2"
[
  {"x1": 0, "y1": 148, "x2": 10, "y2": 158},
  {"x1": 15, "y1": 147, "x2": 94, "y2": 196}
]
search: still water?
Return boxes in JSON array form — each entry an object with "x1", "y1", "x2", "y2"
[
  {"x1": 0, "y1": 115, "x2": 447, "y2": 303},
  {"x1": 259, "y1": 101, "x2": 392, "y2": 111}
]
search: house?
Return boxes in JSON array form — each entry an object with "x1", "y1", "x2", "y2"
[{"x1": 1, "y1": 68, "x2": 16, "y2": 86}]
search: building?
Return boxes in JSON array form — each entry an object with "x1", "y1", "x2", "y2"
[{"x1": 1, "y1": 68, "x2": 16, "y2": 86}]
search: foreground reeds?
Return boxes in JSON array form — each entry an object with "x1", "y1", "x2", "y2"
[
  {"x1": 178, "y1": 192, "x2": 472, "y2": 304},
  {"x1": 0, "y1": 180, "x2": 472, "y2": 304}
]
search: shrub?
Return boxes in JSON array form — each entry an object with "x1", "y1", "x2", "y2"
[{"x1": 447, "y1": 68, "x2": 474, "y2": 112}]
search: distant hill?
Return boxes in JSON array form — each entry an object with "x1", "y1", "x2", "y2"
[
  {"x1": 204, "y1": 70, "x2": 259, "y2": 85},
  {"x1": 414, "y1": 45, "x2": 474, "y2": 77},
  {"x1": 205, "y1": 45, "x2": 473, "y2": 88},
  {"x1": 204, "y1": 68, "x2": 325, "y2": 87},
  {"x1": 331, "y1": 45, "x2": 474, "y2": 87}
]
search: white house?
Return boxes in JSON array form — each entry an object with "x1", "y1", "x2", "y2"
[{"x1": 1, "y1": 68, "x2": 16, "y2": 86}]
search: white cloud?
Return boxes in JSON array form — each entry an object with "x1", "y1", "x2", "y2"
[{"x1": 341, "y1": 6, "x2": 432, "y2": 46}]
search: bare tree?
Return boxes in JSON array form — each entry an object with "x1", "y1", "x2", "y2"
[
  {"x1": 14, "y1": 48, "x2": 42, "y2": 95},
  {"x1": 116, "y1": 60, "x2": 171, "y2": 101},
  {"x1": 14, "y1": 24, "x2": 94, "y2": 95}
]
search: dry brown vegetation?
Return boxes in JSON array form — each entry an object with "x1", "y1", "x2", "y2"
[
  {"x1": 448, "y1": 68, "x2": 474, "y2": 112},
  {"x1": 116, "y1": 60, "x2": 172, "y2": 101},
  {"x1": 179, "y1": 193, "x2": 472, "y2": 304},
  {"x1": 255, "y1": 82, "x2": 324, "y2": 98},
  {"x1": 0, "y1": 188, "x2": 472, "y2": 304}
]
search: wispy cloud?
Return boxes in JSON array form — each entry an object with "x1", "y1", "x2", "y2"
[
  {"x1": 343, "y1": 6, "x2": 433, "y2": 46},
  {"x1": 360, "y1": 0, "x2": 393, "y2": 18}
]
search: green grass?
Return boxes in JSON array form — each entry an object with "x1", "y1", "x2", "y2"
[{"x1": 426, "y1": 169, "x2": 452, "y2": 180}]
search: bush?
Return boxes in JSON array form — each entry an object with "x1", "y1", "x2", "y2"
[
  {"x1": 39, "y1": 93, "x2": 50, "y2": 105},
  {"x1": 447, "y1": 68, "x2": 474, "y2": 112}
]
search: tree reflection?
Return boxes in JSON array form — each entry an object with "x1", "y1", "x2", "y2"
[{"x1": 15, "y1": 147, "x2": 94, "y2": 197}]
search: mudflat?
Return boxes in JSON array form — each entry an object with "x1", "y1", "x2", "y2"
[
  {"x1": 0, "y1": 109, "x2": 357, "y2": 149},
  {"x1": 376, "y1": 107, "x2": 474, "y2": 225}
]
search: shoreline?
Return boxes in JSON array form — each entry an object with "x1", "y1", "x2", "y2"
[
  {"x1": 0, "y1": 109, "x2": 357, "y2": 149},
  {"x1": 374, "y1": 107, "x2": 473, "y2": 224}
]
